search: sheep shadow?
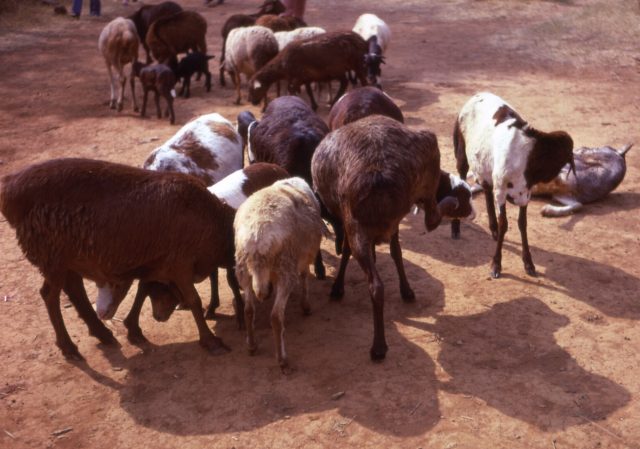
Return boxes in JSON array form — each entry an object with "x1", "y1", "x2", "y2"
[{"x1": 401, "y1": 296, "x2": 631, "y2": 431}]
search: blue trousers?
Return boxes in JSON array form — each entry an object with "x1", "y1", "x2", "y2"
[{"x1": 72, "y1": 0, "x2": 101, "y2": 16}]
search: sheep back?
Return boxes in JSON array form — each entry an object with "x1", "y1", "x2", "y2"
[
  {"x1": 352, "y1": 13, "x2": 391, "y2": 52},
  {"x1": 98, "y1": 17, "x2": 139, "y2": 65},
  {"x1": 274, "y1": 26, "x2": 326, "y2": 51},
  {"x1": 255, "y1": 14, "x2": 306, "y2": 32},
  {"x1": 146, "y1": 11, "x2": 208, "y2": 63},
  {"x1": 328, "y1": 86, "x2": 404, "y2": 130},
  {"x1": 224, "y1": 26, "x2": 279, "y2": 78},
  {"x1": 128, "y1": 1, "x2": 183, "y2": 55}
]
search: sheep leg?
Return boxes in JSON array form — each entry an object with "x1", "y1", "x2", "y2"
[
  {"x1": 123, "y1": 282, "x2": 150, "y2": 345},
  {"x1": 204, "y1": 270, "x2": 220, "y2": 320},
  {"x1": 389, "y1": 231, "x2": 415, "y2": 302},
  {"x1": 299, "y1": 272, "x2": 311, "y2": 316},
  {"x1": 63, "y1": 271, "x2": 117, "y2": 345},
  {"x1": 518, "y1": 205, "x2": 536, "y2": 276},
  {"x1": 154, "y1": 91, "x2": 162, "y2": 119},
  {"x1": 130, "y1": 64, "x2": 139, "y2": 112},
  {"x1": 304, "y1": 83, "x2": 318, "y2": 111},
  {"x1": 330, "y1": 238, "x2": 351, "y2": 300},
  {"x1": 452, "y1": 163, "x2": 470, "y2": 240},
  {"x1": 140, "y1": 89, "x2": 149, "y2": 118},
  {"x1": 243, "y1": 286, "x2": 258, "y2": 354},
  {"x1": 490, "y1": 204, "x2": 508, "y2": 279},
  {"x1": 177, "y1": 281, "x2": 229, "y2": 355},
  {"x1": 271, "y1": 281, "x2": 293, "y2": 372},
  {"x1": 352, "y1": 238, "x2": 387, "y2": 361},
  {"x1": 313, "y1": 250, "x2": 326, "y2": 280},
  {"x1": 165, "y1": 93, "x2": 175, "y2": 125},
  {"x1": 541, "y1": 195, "x2": 582, "y2": 217},
  {"x1": 117, "y1": 68, "x2": 126, "y2": 112},
  {"x1": 483, "y1": 182, "x2": 499, "y2": 240},
  {"x1": 227, "y1": 267, "x2": 245, "y2": 329},
  {"x1": 330, "y1": 76, "x2": 348, "y2": 107},
  {"x1": 41, "y1": 277, "x2": 83, "y2": 361},
  {"x1": 205, "y1": 71, "x2": 211, "y2": 93},
  {"x1": 106, "y1": 63, "x2": 117, "y2": 109},
  {"x1": 233, "y1": 71, "x2": 242, "y2": 105}
]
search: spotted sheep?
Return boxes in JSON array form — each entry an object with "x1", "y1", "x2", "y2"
[
  {"x1": 0, "y1": 158, "x2": 237, "y2": 360},
  {"x1": 532, "y1": 143, "x2": 632, "y2": 217},
  {"x1": 98, "y1": 17, "x2": 140, "y2": 112},
  {"x1": 234, "y1": 177, "x2": 325, "y2": 372},
  {"x1": 312, "y1": 115, "x2": 461, "y2": 361},
  {"x1": 453, "y1": 92, "x2": 575, "y2": 278}
]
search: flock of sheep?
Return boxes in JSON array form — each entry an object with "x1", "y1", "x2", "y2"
[{"x1": 1, "y1": 0, "x2": 633, "y2": 372}]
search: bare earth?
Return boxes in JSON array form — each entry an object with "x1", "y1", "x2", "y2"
[{"x1": 1, "y1": 1, "x2": 640, "y2": 448}]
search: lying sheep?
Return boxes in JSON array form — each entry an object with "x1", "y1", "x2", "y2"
[
  {"x1": 532, "y1": 143, "x2": 633, "y2": 217},
  {"x1": 128, "y1": 1, "x2": 183, "y2": 63},
  {"x1": 453, "y1": 92, "x2": 574, "y2": 278},
  {"x1": 146, "y1": 11, "x2": 207, "y2": 64},
  {"x1": 219, "y1": 0, "x2": 286, "y2": 87},
  {"x1": 223, "y1": 25, "x2": 279, "y2": 107},
  {"x1": 0, "y1": 158, "x2": 236, "y2": 360},
  {"x1": 98, "y1": 17, "x2": 139, "y2": 112},
  {"x1": 132, "y1": 62, "x2": 177, "y2": 124},
  {"x1": 248, "y1": 31, "x2": 370, "y2": 111},
  {"x1": 352, "y1": 13, "x2": 391, "y2": 87},
  {"x1": 234, "y1": 177, "x2": 324, "y2": 371},
  {"x1": 312, "y1": 115, "x2": 462, "y2": 361},
  {"x1": 236, "y1": 96, "x2": 331, "y2": 278}
]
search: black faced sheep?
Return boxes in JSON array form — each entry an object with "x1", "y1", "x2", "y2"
[
  {"x1": 98, "y1": 17, "x2": 139, "y2": 112},
  {"x1": 234, "y1": 177, "x2": 324, "y2": 372},
  {"x1": 352, "y1": 13, "x2": 391, "y2": 88},
  {"x1": 312, "y1": 115, "x2": 461, "y2": 361},
  {"x1": 0, "y1": 158, "x2": 237, "y2": 360},
  {"x1": 172, "y1": 52, "x2": 214, "y2": 98},
  {"x1": 453, "y1": 92, "x2": 574, "y2": 278},
  {"x1": 532, "y1": 143, "x2": 632, "y2": 216}
]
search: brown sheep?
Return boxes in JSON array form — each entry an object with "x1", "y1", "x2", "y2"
[
  {"x1": 128, "y1": 1, "x2": 183, "y2": 63},
  {"x1": 146, "y1": 11, "x2": 207, "y2": 64}
]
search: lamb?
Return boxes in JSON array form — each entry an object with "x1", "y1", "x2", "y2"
[
  {"x1": 352, "y1": 13, "x2": 391, "y2": 87},
  {"x1": 128, "y1": 1, "x2": 183, "y2": 63},
  {"x1": 255, "y1": 14, "x2": 306, "y2": 32},
  {"x1": 236, "y1": 96, "x2": 331, "y2": 278},
  {"x1": 219, "y1": 0, "x2": 286, "y2": 87},
  {"x1": 274, "y1": 27, "x2": 326, "y2": 51},
  {"x1": 132, "y1": 62, "x2": 177, "y2": 124},
  {"x1": 146, "y1": 11, "x2": 207, "y2": 64},
  {"x1": 247, "y1": 31, "x2": 370, "y2": 111},
  {"x1": 171, "y1": 52, "x2": 214, "y2": 98},
  {"x1": 532, "y1": 143, "x2": 633, "y2": 217},
  {"x1": 312, "y1": 115, "x2": 462, "y2": 361},
  {"x1": 0, "y1": 158, "x2": 236, "y2": 360},
  {"x1": 98, "y1": 17, "x2": 140, "y2": 112},
  {"x1": 143, "y1": 112, "x2": 243, "y2": 186},
  {"x1": 453, "y1": 92, "x2": 574, "y2": 278},
  {"x1": 327, "y1": 86, "x2": 404, "y2": 130},
  {"x1": 234, "y1": 177, "x2": 324, "y2": 371}
]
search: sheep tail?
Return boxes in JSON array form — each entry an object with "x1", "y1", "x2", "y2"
[{"x1": 250, "y1": 261, "x2": 270, "y2": 302}]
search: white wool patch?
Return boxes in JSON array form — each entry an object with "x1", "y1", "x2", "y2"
[
  {"x1": 170, "y1": 89, "x2": 176, "y2": 98},
  {"x1": 247, "y1": 121, "x2": 258, "y2": 163},
  {"x1": 208, "y1": 169, "x2": 249, "y2": 209}
]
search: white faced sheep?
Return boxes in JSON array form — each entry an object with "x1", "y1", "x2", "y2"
[
  {"x1": 128, "y1": 1, "x2": 183, "y2": 63},
  {"x1": 248, "y1": 31, "x2": 371, "y2": 111},
  {"x1": 532, "y1": 144, "x2": 632, "y2": 217},
  {"x1": 312, "y1": 115, "x2": 462, "y2": 361},
  {"x1": 223, "y1": 25, "x2": 279, "y2": 108},
  {"x1": 98, "y1": 17, "x2": 140, "y2": 112},
  {"x1": 236, "y1": 96, "x2": 331, "y2": 279},
  {"x1": 234, "y1": 177, "x2": 324, "y2": 372},
  {"x1": 0, "y1": 158, "x2": 237, "y2": 360},
  {"x1": 146, "y1": 11, "x2": 208, "y2": 64},
  {"x1": 453, "y1": 92, "x2": 574, "y2": 278},
  {"x1": 352, "y1": 13, "x2": 391, "y2": 88}
]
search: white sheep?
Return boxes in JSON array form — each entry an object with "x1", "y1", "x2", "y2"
[
  {"x1": 98, "y1": 17, "x2": 140, "y2": 111},
  {"x1": 453, "y1": 92, "x2": 574, "y2": 278},
  {"x1": 234, "y1": 177, "x2": 324, "y2": 372},
  {"x1": 143, "y1": 112, "x2": 243, "y2": 186},
  {"x1": 352, "y1": 13, "x2": 391, "y2": 52},
  {"x1": 274, "y1": 26, "x2": 326, "y2": 51},
  {"x1": 223, "y1": 25, "x2": 279, "y2": 106}
]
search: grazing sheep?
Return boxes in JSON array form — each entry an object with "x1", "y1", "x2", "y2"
[
  {"x1": 236, "y1": 96, "x2": 331, "y2": 278},
  {"x1": 532, "y1": 143, "x2": 633, "y2": 217},
  {"x1": 255, "y1": 13, "x2": 306, "y2": 32},
  {"x1": 146, "y1": 11, "x2": 207, "y2": 64},
  {"x1": 132, "y1": 62, "x2": 177, "y2": 124},
  {"x1": 0, "y1": 158, "x2": 236, "y2": 360},
  {"x1": 312, "y1": 115, "x2": 460, "y2": 361},
  {"x1": 143, "y1": 112, "x2": 243, "y2": 186},
  {"x1": 328, "y1": 86, "x2": 403, "y2": 130},
  {"x1": 98, "y1": 17, "x2": 140, "y2": 112},
  {"x1": 128, "y1": 1, "x2": 183, "y2": 63},
  {"x1": 234, "y1": 177, "x2": 324, "y2": 371},
  {"x1": 352, "y1": 13, "x2": 391, "y2": 88},
  {"x1": 223, "y1": 25, "x2": 279, "y2": 107},
  {"x1": 453, "y1": 92, "x2": 574, "y2": 277},
  {"x1": 248, "y1": 31, "x2": 370, "y2": 111},
  {"x1": 172, "y1": 52, "x2": 214, "y2": 98},
  {"x1": 219, "y1": 0, "x2": 286, "y2": 87}
]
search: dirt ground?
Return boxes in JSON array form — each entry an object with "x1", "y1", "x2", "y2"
[{"x1": 1, "y1": 0, "x2": 640, "y2": 448}]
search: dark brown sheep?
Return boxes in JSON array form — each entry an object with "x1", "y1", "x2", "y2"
[
  {"x1": 133, "y1": 62, "x2": 177, "y2": 124},
  {"x1": 128, "y1": 1, "x2": 183, "y2": 63},
  {"x1": 146, "y1": 11, "x2": 207, "y2": 64},
  {"x1": 0, "y1": 158, "x2": 236, "y2": 360},
  {"x1": 255, "y1": 14, "x2": 306, "y2": 32},
  {"x1": 311, "y1": 115, "x2": 459, "y2": 361},
  {"x1": 327, "y1": 86, "x2": 404, "y2": 130}
]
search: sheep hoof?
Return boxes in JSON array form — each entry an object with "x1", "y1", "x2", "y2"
[
  {"x1": 247, "y1": 342, "x2": 258, "y2": 355},
  {"x1": 59, "y1": 343, "x2": 84, "y2": 362},
  {"x1": 524, "y1": 263, "x2": 537, "y2": 277},
  {"x1": 203, "y1": 306, "x2": 217, "y2": 320},
  {"x1": 369, "y1": 344, "x2": 388, "y2": 362},
  {"x1": 175, "y1": 301, "x2": 190, "y2": 310},
  {"x1": 280, "y1": 361, "x2": 294, "y2": 375},
  {"x1": 329, "y1": 283, "x2": 344, "y2": 300},
  {"x1": 126, "y1": 328, "x2": 149, "y2": 345},
  {"x1": 91, "y1": 327, "x2": 118, "y2": 345},
  {"x1": 400, "y1": 287, "x2": 415, "y2": 303},
  {"x1": 200, "y1": 336, "x2": 230, "y2": 355},
  {"x1": 117, "y1": 103, "x2": 123, "y2": 112},
  {"x1": 490, "y1": 230, "x2": 499, "y2": 241},
  {"x1": 133, "y1": 106, "x2": 139, "y2": 112},
  {"x1": 490, "y1": 263, "x2": 501, "y2": 279},
  {"x1": 451, "y1": 229, "x2": 461, "y2": 240},
  {"x1": 109, "y1": 102, "x2": 116, "y2": 110},
  {"x1": 314, "y1": 265, "x2": 326, "y2": 280}
]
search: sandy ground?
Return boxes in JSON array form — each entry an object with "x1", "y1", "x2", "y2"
[{"x1": 1, "y1": 0, "x2": 640, "y2": 448}]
